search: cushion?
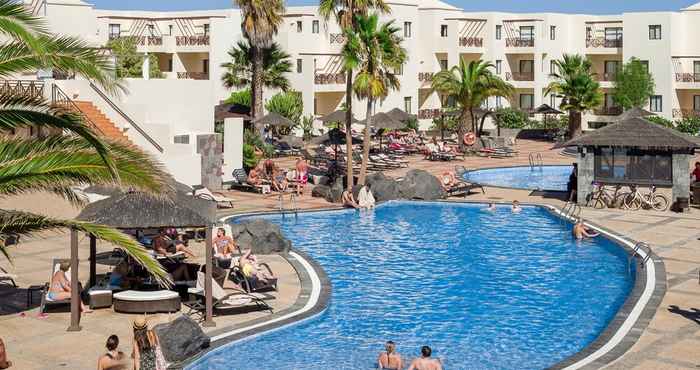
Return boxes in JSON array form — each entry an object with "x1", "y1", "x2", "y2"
[{"x1": 113, "y1": 290, "x2": 178, "y2": 302}]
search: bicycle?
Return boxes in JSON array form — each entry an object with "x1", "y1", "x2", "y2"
[
  {"x1": 588, "y1": 183, "x2": 628, "y2": 209},
  {"x1": 623, "y1": 185, "x2": 669, "y2": 211}
]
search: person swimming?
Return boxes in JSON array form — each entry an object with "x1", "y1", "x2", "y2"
[
  {"x1": 485, "y1": 203, "x2": 496, "y2": 212},
  {"x1": 407, "y1": 346, "x2": 442, "y2": 370},
  {"x1": 511, "y1": 200, "x2": 522, "y2": 213},
  {"x1": 573, "y1": 220, "x2": 599, "y2": 240},
  {"x1": 377, "y1": 341, "x2": 403, "y2": 370}
]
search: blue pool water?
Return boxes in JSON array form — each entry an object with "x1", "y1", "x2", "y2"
[
  {"x1": 190, "y1": 202, "x2": 633, "y2": 370},
  {"x1": 463, "y1": 165, "x2": 574, "y2": 191}
]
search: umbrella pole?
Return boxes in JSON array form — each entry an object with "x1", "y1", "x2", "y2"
[
  {"x1": 89, "y1": 234, "x2": 96, "y2": 288},
  {"x1": 203, "y1": 226, "x2": 215, "y2": 327},
  {"x1": 67, "y1": 228, "x2": 81, "y2": 332}
]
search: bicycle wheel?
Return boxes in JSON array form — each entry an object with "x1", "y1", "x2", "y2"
[
  {"x1": 624, "y1": 193, "x2": 642, "y2": 211},
  {"x1": 651, "y1": 194, "x2": 669, "y2": 211},
  {"x1": 592, "y1": 195, "x2": 607, "y2": 209}
]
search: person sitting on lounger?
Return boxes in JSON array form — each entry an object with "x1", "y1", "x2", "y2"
[
  {"x1": 239, "y1": 249, "x2": 275, "y2": 284},
  {"x1": 247, "y1": 167, "x2": 263, "y2": 186},
  {"x1": 407, "y1": 346, "x2": 442, "y2": 370},
  {"x1": 213, "y1": 228, "x2": 237, "y2": 258},
  {"x1": 440, "y1": 172, "x2": 457, "y2": 191},
  {"x1": 97, "y1": 335, "x2": 127, "y2": 370},
  {"x1": 342, "y1": 190, "x2": 359, "y2": 209},
  {"x1": 0, "y1": 337, "x2": 11, "y2": 369},
  {"x1": 153, "y1": 229, "x2": 195, "y2": 258},
  {"x1": 48, "y1": 261, "x2": 92, "y2": 313},
  {"x1": 378, "y1": 341, "x2": 403, "y2": 370},
  {"x1": 511, "y1": 200, "x2": 522, "y2": 213},
  {"x1": 358, "y1": 184, "x2": 376, "y2": 210},
  {"x1": 573, "y1": 221, "x2": 599, "y2": 240}
]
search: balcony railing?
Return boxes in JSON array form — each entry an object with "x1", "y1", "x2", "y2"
[
  {"x1": 673, "y1": 108, "x2": 700, "y2": 118},
  {"x1": 314, "y1": 73, "x2": 346, "y2": 84},
  {"x1": 594, "y1": 72, "x2": 617, "y2": 82},
  {"x1": 137, "y1": 36, "x2": 163, "y2": 46},
  {"x1": 329, "y1": 33, "x2": 346, "y2": 44},
  {"x1": 585, "y1": 38, "x2": 623, "y2": 48},
  {"x1": 505, "y1": 38, "x2": 534, "y2": 47},
  {"x1": 594, "y1": 106, "x2": 623, "y2": 116},
  {"x1": 177, "y1": 72, "x2": 209, "y2": 80},
  {"x1": 0, "y1": 80, "x2": 45, "y2": 99},
  {"x1": 458, "y1": 37, "x2": 483, "y2": 47},
  {"x1": 675, "y1": 73, "x2": 700, "y2": 83},
  {"x1": 505, "y1": 72, "x2": 534, "y2": 81},
  {"x1": 418, "y1": 109, "x2": 444, "y2": 119},
  {"x1": 176, "y1": 35, "x2": 210, "y2": 46},
  {"x1": 418, "y1": 72, "x2": 434, "y2": 82}
]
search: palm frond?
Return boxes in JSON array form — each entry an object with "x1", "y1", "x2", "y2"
[{"x1": 0, "y1": 0, "x2": 46, "y2": 48}]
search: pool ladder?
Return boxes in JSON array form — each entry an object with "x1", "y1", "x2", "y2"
[
  {"x1": 561, "y1": 201, "x2": 581, "y2": 222},
  {"x1": 628, "y1": 242, "x2": 652, "y2": 274},
  {"x1": 529, "y1": 153, "x2": 543, "y2": 169},
  {"x1": 278, "y1": 192, "x2": 299, "y2": 220}
]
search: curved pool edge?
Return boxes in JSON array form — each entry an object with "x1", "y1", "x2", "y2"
[
  {"x1": 184, "y1": 202, "x2": 665, "y2": 370},
  {"x1": 462, "y1": 164, "x2": 572, "y2": 192}
]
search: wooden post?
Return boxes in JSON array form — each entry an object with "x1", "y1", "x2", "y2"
[
  {"x1": 89, "y1": 234, "x2": 96, "y2": 288},
  {"x1": 203, "y1": 226, "x2": 215, "y2": 327},
  {"x1": 67, "y1": 229, "x2": 81, "y2": 332}
]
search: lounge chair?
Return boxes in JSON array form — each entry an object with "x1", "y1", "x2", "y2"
[
  {"x1": 231, "y1": 263, "x2": 278, "y2": 293},
  {"x1": 0, "y1": 266, "x2": 17, "y2": 287},
  {"x1": 113, "y1": 290, "x2": 181, "y2": 313},
  {"x1": 185, "y1": 272, "x2": 272, "y2": 321},
  {"x1": 39, "y1": 259, "x2": 71, "y2": 314},
  {"x1": 230, "y1": 168, "x2": 263, "y2": 193},
  {"x1": 194, "y1": 187, "x2": 234, "y2": 208}
]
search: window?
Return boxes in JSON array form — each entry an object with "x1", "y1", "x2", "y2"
[
  {"x1": 604, "y1": 93, "x2": 616, "y2": 108},
  {"x1": 495, "y1": 96, "x2": 502, "y2": 108},
  {"x1": 550, "y1": 60, "x2": 556, "y2": 74},
  {"x1": 694, "y1": 61, "x2": 700, "y2": 80},
  {"x1": 404, "y1": 22, "x2": 412, "y2": 38},
  {"x1": 312, "y1": 20, "x2": 319, "y2": 34},
  {"x1": 168, "y1": 25, "x2": 173, "y2": 36},
  {"x1": 519, "y1": 94, "x2": 534, "y2": 110},
  {"x1": 439, "y1": 59, "x2": 448, "y2": 71},
  {"x1": 297, "y1": 21, "x2": 303, "y2": 33},
  {"x1": 495, "y1": 60, "x2": 502, "y2": 74},
  {"x1": 313, "y1": 98, "x2": 318, "y2": 115},
  {"x1": 550, "y1": 25, "x2": 556, "y2": 40},
  {"x1": 649, "y1": 25, "x2": 661, "y2": 40},
  {"x1": 404, "y1": 97, "x2": 412, "y2": 114},
  {"x1": 167, "y1": 57, "x2": 173, "y2": 72},
  {"x1": 649, "y1": 95, "x2": 662, "y2": 112},
  {"x1": 203, "y1": 59, "x2": 209, "y2": 75},
  {"x1": 147, "y1": 24, "x2": 155, "y2": 36},
  {"x1": 604, "y1": 60, "x2": 620, "y2": 80},
  {"x1": 550, "y1": 94, "x2": 556, "y2": 107},
  {"x1": 440, "y1": 25, "x2": 448, "y2": 37},
  {"x1": 520, "y1": 26, "x2": 534, "y2": 40},
  {"x1": 604, "y1": 27, "x2": 623, "y2": 41},
  {"x1": 174, "y1": 135, "x2": 190, "y2": 144},
  {"x1": 520, "y1": 59, "x2": 534, "y2": 73},
  {"x1": 586, "y1": 26, "x2": 592, "y2": 40},
  {"x1": 296, "y1": 59, "x2": 303, "y2": 73},
  {"x1": 495, "y1": 25, "x2": 502, "y2": 40},
  {"x1": 594, "y1": 147, "x2": 672, "y2": 185},
  {"x1": 203, "y1": 24, "x2": 210, "y2": 36},
  {"x1": 108, "y1": 24, "x2": 121, "y2": 39},
  {"x1": 694, "y1": 95, "x2": 700, "y2": 111}
]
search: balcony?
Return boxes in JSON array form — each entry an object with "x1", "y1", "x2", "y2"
[
  {"x1": 136, "y1": 36, "x2": 163, "y2": 46},
  {"x1": 505, "y1": 38, "x2": 534, "y2": 47},
  {"x1": 505, "y1": 72, "x2": 534, "y2": 81},
  {"x1": 458, "y1": 37, "x2": 483, "y2": 48},
  {"x1": 329, "y1": 33, "x2": 346, "y2": 45},
  {"x1": 594, "y1": 73, "x2": 617, "y2": 82},
  {"x1": 585, "y1": 38, "x2": 623, "y2": 48},
  {"x1": 175, "y1": 35, "x2": 210, "y2": 46},
  {"x1": 675, "y1": 73, "x2": 700, "y2": 83},
  {"x1": 314, "y1": 73, "x2": 346, "y2": 84},
  {"x1": 418, "y1": 72, "x2": 434, "y2": 82},
  {"x1": 418, "y1": 108, "x2": 444, "y2": 119},
  {"x1": 594, "y1": 106, "x2": 623, "y2": 116},
  {"x1": 177, "y1": 72, "x2": 209, "y2": 80},
  {"x1": 673, "y1": 108, "x2": 700, "y2": 118}
]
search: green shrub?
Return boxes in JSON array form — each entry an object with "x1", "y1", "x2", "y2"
[
  {"x1": 675, "y1": 117, "x2": 700, "y2": 135},
  {"x1": 403, "y1": 117, "x2": 419, "y2": 132},
  {"x1": 494, "y1": 107, "x2": 529, "y2": 129},
  {"x1": 225, "y1": 89, "x2": 252, "y2": 107},
  {"x1": 265, "y1": 91, "x2": 303, "y2": 125},
  {"x1": 647, "y1": 115, "x2": 674, "y2": 128},
  {"x1": 242, "y1": 143, "x2": 258, "y2": 171}
]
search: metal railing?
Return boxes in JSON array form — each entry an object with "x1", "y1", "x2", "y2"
[
  {"x1": 675, "y1": 73, "x2": 700, "y2": 83},
  {"x1": 585, "y1": 38, "x2": 623, "y2": 48},
  {"x1": 51, "y1": 84, "x2": 104, "y2": 136},
  {"x1": 329, "y1": 33, "x2": 346, "y2": 44},
  {"x1": 176, "y1": 72, "x2": 209, "y2": 80},
  {"x1": 528, "y1": 153, "x2": 543, "y2": 169},
  {"x1": 0, "y1": 80, "x2": 45, "y2": 99},
  {"x1": 594, "y1": 72, "x2": 617, "y2": 82},
  {"x1": 505, "y1": 72, "x2": 534, "y2": 81},
  {"x1": 672, "y1": 108, "x2": 700, "y2": 119},
  {"x1": 175, "y1": 35, "x2": 210, "y2": 46},
  {"x1": 88, "y1": 82, "x2": 164, "y2": 153},
  {"x1": 505, "y1": 38, "x2": 534, "y2": 47},
  {"x1": 561, "y1": 201, "x2": 581, "y2": 221},
  {"x1": 628, "y1": 242, "x2": 652, "y2": 274},
  {"x1": 458, "y1": 37, "x2": 483, "y2": 47},
  {"x1": 28, "y1": 0, "x2": 46, "y2": 15},
  {"x1": 278, "y1": 193, "x2": 299, "y2": 220},
  {"x1": 594, "y1": 106, "x2": 623, "y2": 116},
  {"x1": 314, "y1": 73, "x2": 346, "y2": 85},
  {"x1": 418, "y1": 72, "x2": 434, "y2": 82}
]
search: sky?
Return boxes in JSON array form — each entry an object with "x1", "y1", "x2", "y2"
[{"x1": 89, "y1": 0, "x2": 699, "y2": 14}]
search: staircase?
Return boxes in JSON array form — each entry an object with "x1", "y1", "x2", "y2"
[{"x1": 73, "y1": 101, "x2": 132, "y2": 144}]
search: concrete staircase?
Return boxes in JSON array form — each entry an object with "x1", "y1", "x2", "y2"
[{"x1": 73, "y1": 101, "x2": 131, "y2": 144}]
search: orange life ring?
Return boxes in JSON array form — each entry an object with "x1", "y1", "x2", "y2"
[{"x1": 463, "y1": 132, "x2": 476, "y2": 146}]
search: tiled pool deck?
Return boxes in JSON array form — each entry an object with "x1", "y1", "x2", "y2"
[{"x1": 1, "y1": 139, "x2": 700, "y2": 369}]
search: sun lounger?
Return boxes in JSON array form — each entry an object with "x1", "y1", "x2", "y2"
[
  {"x1": 39, "y1": 259, "x2": 72, "y2": 314},
  {"x1": 184, "y1": 272, "x2": 272, "y2": 321},
  {"x1": 113, "y1": 290, "x2": 181, "y2": 313},
  {"x1": 194, "y1": 187, "x2": 234, "y2": 208},
  {"x1": 229, "y1": 168, "x2": 263, "y2": 193},
  {"x1": 0, "y1": 266, "x2": 17, "y2": 287},
  {"x1": 231, "y1": 263, "x2": 278, "y2": 293}
]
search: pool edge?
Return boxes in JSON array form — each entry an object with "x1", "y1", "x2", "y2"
[{"x1": 462, "y1": 164, "x2": 572, "y2": 192}]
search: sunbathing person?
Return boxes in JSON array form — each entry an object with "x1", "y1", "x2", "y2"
[
  {"x1": 0, "y1": 337, "x2": 11, "y2": 369},
  {"x1": 511, "y1": 200, "x2": 522, "y2": 213},
  {"x1": 213, "y1": 228, "x2": 237, "y2": 258},
  {"x1": 573, "y1": 221, "x2": 599, "y2": 240},
  {"x1": 407, "y1": 346, "x2": 442, "y2": 370},
  {"x1": 378, "y1": 341, "x2": 403, "y2": 370},
  {"x1": 97, "y1": 335, "x2": 127, "y2": 370},
  {"x1": 153, "y1": 229, "x2": 195, "y2": 258},
  {"x1": 342, "y1": 190, "x2": 359, "y2": 209},
  {"x1": 239, "y1": 249, "x2": 275, "y2": 284},
  {"x1": 48, "y1": 261, "x2": 92, "y2": 313},
  {"x1": 247, "y1": 167, "x2": 263, "y2": 186},
  {"x1": 440, "y1": 172, "x2": 457, "y2": 191}
]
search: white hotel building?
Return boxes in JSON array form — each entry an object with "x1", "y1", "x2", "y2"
[{"x1": 20, "y1": 0, "x2": 700, "y2": 185}]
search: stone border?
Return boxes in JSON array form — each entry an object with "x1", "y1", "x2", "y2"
[{"x1": 462, "y1": 164, "x2": 571, "y2": 192}]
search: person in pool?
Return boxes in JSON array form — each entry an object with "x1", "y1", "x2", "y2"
[
  {"x1": 407, "y1": 346, "x2": 442, "y2": 370},
  {"x1": 511, "y1": 200, "x2": 522, "y2": 213},
  {"x1": 573, "y1": 220, "x2": 599, "y2": 240},
  {"x1": 377, "y1": 341, "x2": 403, "y2": 370},
  {"x1": 485, "y1": 203, "x2": 496, "y2": 212}
]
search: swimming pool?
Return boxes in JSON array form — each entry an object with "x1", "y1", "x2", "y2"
[
  {"x1": 463, "y1": 165, "x2": 574, "y2": 191},
  {"x1": 190, "y1": 202, "x2": 634, "y2": 370}
]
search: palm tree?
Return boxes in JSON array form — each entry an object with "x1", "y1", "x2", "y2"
[
  {"x1": 546, "y1": 54, "x2": 603, "y2": 139},
  {"x1": 343, "y1": 13, "x2": 406, "y2": 185},
  {"x1": 319, "y1": 0, "x2": 390, "y2": 191},
  {"x1": 221, "y1": 40, "x2": 292, "y2": 92},
  {"x1": 431, "y1": 59, "x2": 514, "y2": 146},
  {"x1": 0, "y1": 0, "x2": 170, "y2": 283},
  {"x1": 234, "y1": 0, "x2": 285, "y2": 135}
]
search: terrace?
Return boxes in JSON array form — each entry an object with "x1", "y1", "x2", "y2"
[{"x1": 584, "y1": 21, "x2": 624, "y2": 52}]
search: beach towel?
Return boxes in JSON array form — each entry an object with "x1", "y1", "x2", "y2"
[{"x1": 358, "y1": 186, "x2": 375, "y2": 209}]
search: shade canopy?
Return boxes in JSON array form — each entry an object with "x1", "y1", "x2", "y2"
[
  {"x1": 365, "y1": 112, "x2": 404, "y2": 130},
  {"x1": 386, "y1": 108, "x2": 416, "y2": 122},
  {"x1": 319, "y1": 110, "x2": 359, "y2": 125},
  {"x1": 614, "y1": 107, "x2": 655, "y2": 122},
  {"x1": 309, "y1": 128, "x2": 362, "y2": 146},
  {"x1": 84, "y1": 179, "x2": 192, "y2": 196},
  {"x1": 556, "y1": 117, "x2": 700, "y2": 149},
  {"x1": 214, "y1": 102, "x2": 251, "y2": 121},
  {"x1": 532, "y1": 104, "x2": 563, "y2": 115},
  {"x1": 77, "y1": 191, "x2": 215, "y2": 229},
  {"x1": 252, "y1": 112, "x2": 295, "y2": 127}
]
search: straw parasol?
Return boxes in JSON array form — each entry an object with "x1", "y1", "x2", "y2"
[
  {"x1": 532, "y1": 104, "x2": 563, "y2": 129},
  {"x1": 252, "y1": 112, "x2": 295, "y2": 127},
  {"x1": 319, "y1": 110, "x2": 359, "y2": 126},
  {"x1": 214, "y1": 102, "x2": 252, "y2": 122},
  {"x1": 386, "y1": 108, "x2": 415, "y2": 122},
  {"x1": 614, "y1": 107, "x2": 655, "y2": 122}
]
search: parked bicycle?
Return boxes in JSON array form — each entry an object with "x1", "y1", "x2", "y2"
[
  {"x1": 623, "y1": 185, "x2": 669, "y2": 211},
  {"x1": 588, "y1": 182, "x2": 629, "y2": 209}
]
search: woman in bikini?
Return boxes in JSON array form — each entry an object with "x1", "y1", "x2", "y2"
[
  {"x1": 97, "y1": 335, "x2": 127, "y2": 370},
  {"x1": 377, "y1": 341, "x2": 404, "y2": 370},
  {"x1": 213, "y1": 228, "x2": 237, "y2": 258},
  {"x1": 48, "y1": 261, "x2": 91, "y2": 313}
]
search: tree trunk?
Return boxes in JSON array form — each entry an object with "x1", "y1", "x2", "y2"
[
  {"x1": 569, "y1": 110, "x2": 582, "y2": 139},
  {"x1": 358, "y1": 98, "x2": 373, "y2": 185},
  {"x1": 457, "y1": 111, "x2": 468, "y2": 151},
  {"x1": 252, "y1": 46, "x2": 265, "y2": 138},
  {"x1": 344, "y1": 70, "x2": 354, "y2": 191},
  {"x1": 469, "y1": 108, "x2": 477, "y2": 137},
  {"x1": 478, "y1": 111, "x2": 493, "y2": 136},
  {"x1": 440, "y1": 115, "x2": 445, "y2": 142}
]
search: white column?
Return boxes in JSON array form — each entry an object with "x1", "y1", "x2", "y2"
[
  {"x1": 142, "y1": 53, "x2": 150, "y2": 80},
  {"x1": 222, "y1": 117, "x2": 244, "y2": 181}
]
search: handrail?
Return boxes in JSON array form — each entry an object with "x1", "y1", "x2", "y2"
[
  {"x1": 88, "y1": 82, "x2": 164, "y2": 153},
  {"x1": 51, "y1": 84, "x2": 104, "y2": 136},
  {"x1": 628, "y1": 242, "x2": 652, "y2": 273}
]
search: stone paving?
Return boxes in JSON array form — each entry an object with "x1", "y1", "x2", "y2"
[{"x1": 2, "y1": 139, "x2": 700, "y2": 369}]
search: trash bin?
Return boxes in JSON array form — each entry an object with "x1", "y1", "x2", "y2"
[
  {"x1": 675, "y1": 197, "x2": 690, "y2": 213},
  {"x1": 693, "y1": 183, "x2": 700, "y2": 205}
]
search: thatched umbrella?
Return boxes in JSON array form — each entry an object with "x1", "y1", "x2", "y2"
[
  {"x1": 615, "y1": 107, "x2": 655, "y2": 122},
  {"x1": 386, "y1": 108, "x2": 416, "y2": 122},
  {"x1": 309, "y1": 128, "x2": 362, "y2": 159},
  {"x1": 319, "y1": 110, "x2": 359, "y2": 127},
  {"x1": 252, "y1": 112, "x2": 295, "y2": 127},
  {"x1": 364, "y1": 112, "x2": 404, "y2": 149},
  {"x1": 532, "y1": 104, "x2": 563, "y2": 129},
  {"x1": 214, "y1": 102, "x2": 252, "y2": 122}
]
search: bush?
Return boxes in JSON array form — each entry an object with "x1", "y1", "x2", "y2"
[
  {"x1": 242, "y1": 143, "x2": 258, "y2": 171},
  {"x1": 675, "y1": 117, "x2": 700, "y2": 136},
  {"x1": 494, "y1": 107, "x2": 529, "y2": 129},
  {"x1": 647, "y1": 115, "x2": 674, "y2": 128},
  {"x1": 107, "y1": 37, "x2": 163, "y2": 79},
  {"x1": 403, "y1": 117, "x2": 419, "y2": 132},
  {"x1": 225, "y1": 89, "x2": 252, "y2": 107},
  {"x1": 265, "y1": 91, "x2": 303, "y2": 125}
]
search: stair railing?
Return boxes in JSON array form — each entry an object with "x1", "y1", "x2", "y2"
[{"x1": 51, "y1": 84, "x2": 104, "y2": 136}]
